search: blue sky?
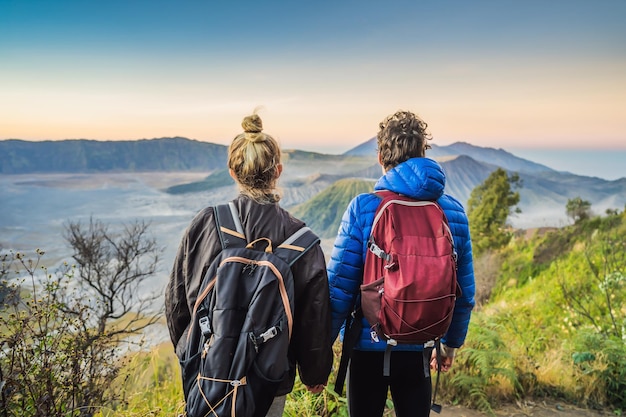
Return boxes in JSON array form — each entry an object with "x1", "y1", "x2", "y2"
[{"x1": 1, "y1": 0, "x2": 625, "y2": 160}]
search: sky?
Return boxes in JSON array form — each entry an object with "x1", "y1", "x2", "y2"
[{"x1": 1, "y1": 1, "x2": 625, "y2": 173}]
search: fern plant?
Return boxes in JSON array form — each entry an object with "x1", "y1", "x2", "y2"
[{"x1": 441, "y1": 314, "x2": 520, "y2": 414}]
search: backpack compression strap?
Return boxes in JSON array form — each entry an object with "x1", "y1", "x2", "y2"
[
  {"x1": 215, "y1": 202, "x2": 319, "y2": 263},
  {"x1": 214, "y1": 203, "x2": 247, "y2": 249},
  {"x1": 274, "y1": 227, "x2": 320, "y2": 266}
]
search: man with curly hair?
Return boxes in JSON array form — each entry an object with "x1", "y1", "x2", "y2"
[{"x1": 328, "y1": 110, "x2": 476, "y2": 416}]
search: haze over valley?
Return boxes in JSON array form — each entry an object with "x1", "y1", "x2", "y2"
[{"x1": 1, "y1": 137, "x2": 625, "y2": 329}]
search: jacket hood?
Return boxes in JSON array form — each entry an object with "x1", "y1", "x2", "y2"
[{"x1": 374, "y1": 157, "x2": 446, "y2": 200}]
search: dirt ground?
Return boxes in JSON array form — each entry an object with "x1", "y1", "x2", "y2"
[{"x1": 438, "y1": 399, "x2": 613, "y2": 417}]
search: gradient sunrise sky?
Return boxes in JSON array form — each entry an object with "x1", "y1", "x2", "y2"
[{"x1": 1, "y1": 0, "x2": 625, "y2": 155}]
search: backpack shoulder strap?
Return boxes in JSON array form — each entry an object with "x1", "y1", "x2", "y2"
[
  {"x1": 372, "y1": 189, "x2": 393, "y2": 199},
  {"x1": 214, "y1": 202, "x2": 247, "y2": 249},
  {"x1": 274, "y1": 227, "x2": 320, "y2": 266}
]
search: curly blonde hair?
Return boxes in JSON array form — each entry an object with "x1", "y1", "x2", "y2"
[
  {"x1": 376, "y1": 110, "x2": 432, "y2": 171},
  {"x1": 227, "y1": 113, "x2": 282, "y2": 203}
]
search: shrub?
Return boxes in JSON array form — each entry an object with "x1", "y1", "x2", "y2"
[{"x1": 1, "y1": 219, "x2": 162, "y2": 416}]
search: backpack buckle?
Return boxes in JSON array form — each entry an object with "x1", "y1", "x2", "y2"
[
  {"x1": 259, "y1": 326, "x2": 278, "y2": 343},
  {"x1": 249, "y1": 326, "x2": 280, "y2": 352},
  {"x1": 368, "y1": 239, "x2": 393, "y2": 263},
  {"x1": 198, "y1": 315, "x2": 212, "y2": 338}
]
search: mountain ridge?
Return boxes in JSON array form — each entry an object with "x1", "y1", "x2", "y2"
[
  {"x1": 0, "y1": 137, "x2": 227, "y2": 174},
  {"x1": 344, "y1": 138, "x2": 555, "y2": 175},
  {"x1": 2, "y1": 136, "x2": 624, "y2": 229}
]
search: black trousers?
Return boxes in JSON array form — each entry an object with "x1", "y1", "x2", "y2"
[{"x1": 347, "y1": 350, "x2": 432, "y2": 417}]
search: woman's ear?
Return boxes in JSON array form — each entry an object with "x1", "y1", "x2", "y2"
[
  {"x1": 229, "y1": 168, "x2": 237, "y2": 181},
  {"x1": 276, "y1": 163, "x2": 283, "y2": 179}
]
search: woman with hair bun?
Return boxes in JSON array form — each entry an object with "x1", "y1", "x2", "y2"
[{"x1": 165, "y1": 112, "x2": 333, "y2": 416}]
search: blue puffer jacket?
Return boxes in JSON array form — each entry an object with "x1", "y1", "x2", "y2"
[{"x1": 327, "y1": 157, "x2": 476, "y2": 351}]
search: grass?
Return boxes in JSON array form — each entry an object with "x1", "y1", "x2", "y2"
[
  {"x1": 30, "y1": 212, "x2": 626, "y2": 415},
  {"x1": 95, "y1": 343, "x2": 185, "y2": 416},
  {"x1": 101, "y1": 340, "x2": 400, "y2": 417}
]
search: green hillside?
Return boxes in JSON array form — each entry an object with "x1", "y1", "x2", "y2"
[
  {"x1": 165, "y1": 168, "x2": 234, "y2": 194},
  {"x1": 291, "y1": 178, "x2": 376, "y2": 238},
  {"x1": 441, "y1": 211, "x2": 626, "y2": 412}
]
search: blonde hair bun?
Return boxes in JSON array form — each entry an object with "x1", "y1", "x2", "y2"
[
  {"x1": 242, "y1": 114, "x2": 262, "y2": 132},
  {"x1": 228, "y1": 112, "x2": 282, "y2": 202},
  {"x1": 242, "y1": 114, "x2": 268, "y2": 143}
]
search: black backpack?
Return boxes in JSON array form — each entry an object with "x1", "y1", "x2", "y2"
[{"x1": 180, "y1": 202, "x2": 319, "y2": 417}]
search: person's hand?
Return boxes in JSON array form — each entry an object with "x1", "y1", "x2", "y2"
[
  {"x1": 430, "y1": 354, "x2": 454, "y2": 372},
  {"x1": 306, "y1": 384, "x2": 326, "y2": 394},
  {"x1": 430, "y1": 344, "x2": 456, "y2": 373}
]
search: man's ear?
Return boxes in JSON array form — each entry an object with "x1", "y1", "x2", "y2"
[
  {"x1": 229, "y1": 168, "x2": 237, "y2": 180},
  {"x1": 377, "y1": 152, "x2": 387, "y2": 173}
]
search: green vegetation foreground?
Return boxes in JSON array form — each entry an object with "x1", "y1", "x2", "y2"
[
  {"x1": 2, "y1": 179, "x2": 624, "y2": 416},
  {"x1": 110, "y1": 208, "x2": 626, "y2": 416}
]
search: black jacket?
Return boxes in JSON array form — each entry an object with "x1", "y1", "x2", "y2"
[{"x1": 165, "y1": 194, "x2": 333, "y2": 394}]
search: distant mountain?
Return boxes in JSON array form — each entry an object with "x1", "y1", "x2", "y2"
[
  {"x1": 441, "y1": 142, "x2": 554, "y2": 175},
  {"x1": 344, "y1": 138, "x2": 553, "y2": 175},
  {"x1": 0, "y1": 137, "x2": 227, "y2": 174},
  {"x1": 435, "y1": 155, "x2": 626, "y2": 227},
  {"x1": 2, "y1": 136, "x2": 624, "y2": 230},
  {"x1": 440, "y1": 155, "x2": 499, "y2": 200},
  {"x1": 285, "y1": 150, "x2": 626, "y2": 231},
  {"x1": 342, "y1": 137, "x2": 377, "y2": 157},
  {"x1": 0, "y1": 136, "x2": 548, "y2": 177},
  {"x1": 162, "y1": 147, "x2": 374, "y2": 196}
]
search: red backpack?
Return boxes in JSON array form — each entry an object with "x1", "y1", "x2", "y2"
[
  {"x1": 360, "y1": 190, "x2": 460, "y2": 348},
  {"x1": 334, "y1": 191, "x2": 460, "y2": 411}
]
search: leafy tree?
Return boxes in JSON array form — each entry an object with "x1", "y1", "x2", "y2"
[
  {"x1": 0, "y1": 219, "x2": 162, "y2": 417},
  {"x1": 566, "y1": 197, "x2": 592, "y2": 223},
  {"x1": 467, "y1": 168, "x2": 521, "y2": 255}
]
